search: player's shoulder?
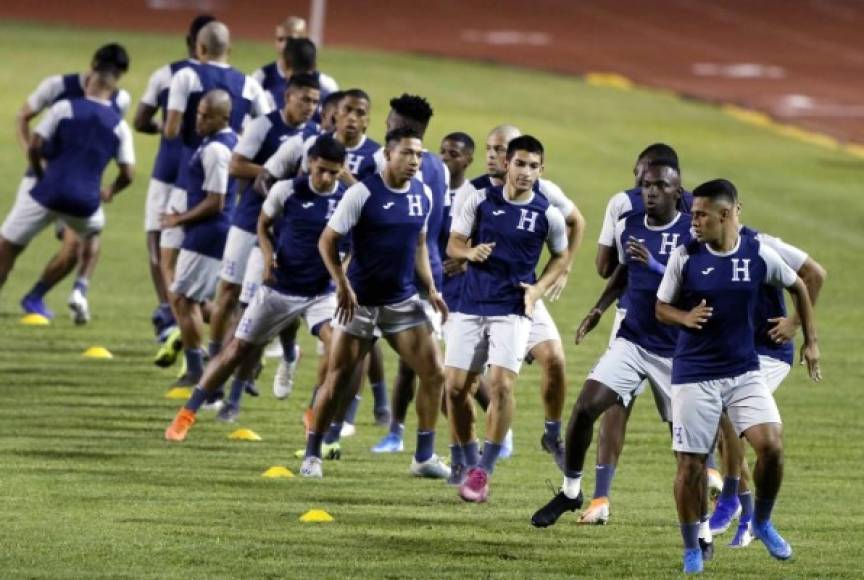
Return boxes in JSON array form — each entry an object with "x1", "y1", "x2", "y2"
[
  {"x1": 470, "y1": 174, "x2": 493, "y2": 190},
  {"x1": 362, "y1": 135, "x2": 381, "y2": 152}
]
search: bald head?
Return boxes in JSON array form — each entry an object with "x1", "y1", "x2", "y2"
[
  {"x1": 282, "y1": 16, "x2": 307, "y2": 37},
  {"x1": 203, "y1": 89, "x2": 232, "y2": 116},
  {"x1": 197, "y1": 21, "x2": 230, "y2": 61},
  {"x1": 488, "y1": 124, "x2": 522, "y2": 143},
  {"x1": 196, "y1": 89, "x2": 231, "y2": 136},
  {"x1": 485, "y1": 124, "x2": 523, "y2": 179}
]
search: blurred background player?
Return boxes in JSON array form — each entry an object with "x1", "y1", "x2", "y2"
[
  {"x1": 135, "y1": 14, "x2": 215, "y2": 341},
  {"x1": 15, "y1": 43, "x2": 130, "y2": 324},
  {"x1": 252, "y1": 16, "x2": 308, "y2": 110}
]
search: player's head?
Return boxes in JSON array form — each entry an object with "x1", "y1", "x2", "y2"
[
  {"x1": 335, "y1": 89, "x2": 371, "y2": 142},
  {"x1": 634, "y1": 143, "x2": 679, "y2": 186},
  {"x1": 91, "y1": 43, "x2": 130, "y2": 78},
  {"x1": 440, "y1": 132, "x2": 475, "y2": 182},
  {"x1": 320, "y1": 91, "x2": 344, "y2": 132},
  {"x1": 186, "y1": 14, "x2": 216, "y2": 58},
  {"x1": 486, "y1": 124, "x2": 522, "y2": 178},
  {"x1": 275, "y1": 16, "x2": 307, "y2": 54},
  {"x1": 504, "y1": 135, "x2": 544, "y2": 193},
  {"x1": 640, "y1": 159, "x2": 682, "y2": 221},
  {"x1": 691, "y1": 178, "x2": 739, "y2": 243},
  {"x1": 283, "y1": 72, "x2": 321, "y2": 126},
  {"x1": 386, "y1": 94, "x2": 434, "y2": 138},
  {"x1": 197, "y1": 21, "x2": 231, "y2": 63},
  {"x1": 196, "y1": 89, "x2": 231, "y2": 136},
  {"x1": 307, "y1": 134, "x2": 346, "y2": 192},
  {"x1": 384, "y1": 127, "x2": 423, "y2": 185},
  {"x1": 286, "y1": 38, "x2": 317, "y2": 73}
]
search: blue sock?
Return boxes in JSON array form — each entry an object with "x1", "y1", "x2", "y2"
[
  {"x1": 705, "y1": 452, "x2": 718, "y2": 470},
  {"x1": 739, "y1": 492, "x2": 754, "y2": 524},
  {"x1": 462, "y1": 441, "x2": 480, "y2": 467},
  {"x1": 343, "y1": 395, "x2": 360, "y2": 425},
  {"x1": 388, "y1": 422, "x2": 405, "y2": 437},
  {"x1": 371, "y1": 380, "x2": 389, "y2": 410},
  {"x1": 415, "y1": 431, "x2": 435, "y2": 462},
  {"x1": 544, "y1": 420, "x2": 561, "y2": 440},
  {"x1": 281, "y1": 335, "x2": 297, "y2": 362},
  {"x1": 720, "y1": 476, "x2": 740, "y2": 500},
  {"x1": 323, "y1": 422, "x2": 342, "y2": 445},
  {"x1": 680, "y1": 522, "x2": 701, "y2": 550},
  {"x1": 185, "y1": 349, "x2": 204, "y2": 378},
  {"x1": 227, "y1": 378, "x2": 246, "y2": 407},
  {"x1": 594, "y1": 464, "x2": 616, "y2": 498},
  {"x1": 73, "y1": 277, "x2": 89, "y2": 296},
  {"x1": 184, "y1": 385, "x2": 208, "y2": 412},
  {"x1": 450, "y1": 444, "x2": 464, "y2": 467},
  {"x1": 208, "y1": 341, "x2": 222, "y2": 360},
  {"x1": 479, "y1": 440, "x2": 503, "y2": 474},
  {"x1": 27, "y1": 280, "x2": 51, "y2": 299},
  {"x1": 305, "y1": 431, "x2": 324, "y2": 459},
  {"x1": 754, "y1": 497, "x2": 775, "y2": 524}
]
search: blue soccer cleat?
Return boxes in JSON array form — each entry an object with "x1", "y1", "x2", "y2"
[
  {"x1": 728, "y1": 522, "x2": 753, "y2": 548},
  {"x1": 682, "y1": 548, "x2": 703, "y2": 575},
  {"x1": 21, "y1": 294, "x2": 55, "y2": 319},
  {"x1": 709, "y1": 495, "x2": 741, "y2": 535},
  {"x1": 371, "y1": 432, "x2": 404, "y2": 453},
  {"x1": 752, "y1": 520, "x2": 792, "y2": 560}
]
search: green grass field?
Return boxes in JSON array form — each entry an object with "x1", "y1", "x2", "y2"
[{"x1": 1, "y1": 21, "x2": 862, "y2": 578}]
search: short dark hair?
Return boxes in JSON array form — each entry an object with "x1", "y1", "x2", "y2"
[
  {"x1": 389, "y1": 94, "x2": 434, "y2": 125},
  {"x1": 506, "y1": 135, "x2": 544, "y2": 161},
  {"x1": 308, "y1": 134, "x2": 346, "y2": 164},
  {"x1": 187, "y1": 14, "x2": 216, "y2": 47},
  {"x1": 322, "y1": 90, "x2": 344, "y2": 110},
  {"x1": 385, "y1": 127, "x2": 422, "y2": 148},
  {"x1": 92, "y1": 43, "x2": 129, "y2": 74},
  {"x1": 443, "y1": 131, "x2": 475, "y2": 152},
  {"x1": 342, "y1": 88, "x2": 370, "y2": 104},
  {"x1": 286, "y1": 72, "x2": 320, "y2": 91},
  {"x1": 286, "y1": 38, "x2": 317, "y2": 72},
  {"x1": 638, "y1": 143, "x2": 678, "y2": 165},
  {"x1": 645, "y1": 157, "x2": 680, "y2": 176},
  {"x1": 692, "y1": 178, "x2": 737, "y2": 205}
]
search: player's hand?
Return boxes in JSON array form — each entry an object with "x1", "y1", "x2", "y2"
[
  {"x1": 253, "y1": 170, "x2": 275, "y2": 197},
  {"x1": 575, "y1": 308, "x2": 603, "y2": 344},
  {"x1": 520, "y1": 282, "x2": 543, "y2": 318},
  {"x1": 262, "y1": 260, "x2": 276, "y2": 286},
  {"x1": 683, "y1": 299, "x2": 712, "y2": 329},
  {"x1": 544, "y1": 270, "x2": 570, "y2": 301},
  {"x1": 626, "y1": 238, "x2": 651, "y2": 265},
  {"x1": 159, "y1": 212, "x2": 180, "y2": 229},
  {"x1": 800, "y1": 340, "x2": 822, "y2": 382},
  {"x1": 466, "y1": 242, "x2": 495, "y2": 263},
  {"x1": 767, "y1": 316, "x2": 798, "y2": 344},
  {"x1": 443, "y1": 258, "x2": 467, "y2": 276},
  {"x1": 100, "y1": 188, "x2": 114, "y2": 204},
  {"x1": 335, "y1": 281, "x2": 358, "y2": 325},
  {"x1": 428, "y1": 291, "x2": 449, "y2": 325},
  {"x1": 338, "y1": 167, "x2": 357, "y2": 186}
]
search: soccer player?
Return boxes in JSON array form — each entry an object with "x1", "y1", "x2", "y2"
[
  {"x1": 530, "y1": 160, "x2": 690, "y2": 526},
  {"x1": 318, "y1": 91, "x2": 344, "y2": 132},
  {"x1": 160, "y1": 90, "x2": 237, "y2": 391},
  {"x1": 284, "y1": 38, "x2": 338, "y2": 123},
  {"x1": 165, "y1": 136, "x2": 347, "y2": 440},
  {"x1": 0, "y1": 69, "x2": 135, "y2": 295},
  {"x1": 655, "y1": 179, "x2": 820, "y2": 573},
  {"x1": 136, "y1": 14, "x2": 215, "y2": 340},
  {"x1": 15, "y1": 43, "x2": 131, "y2": 324},
  {"x1": 445, "y1": 135, "x2": 569, "y2": 502},
  {"x1": 251, "y1": 16, "x2": 307, "y2": 110},
  {"x1": 299, "y1": 127, "x2": 449, "y2": 480}
]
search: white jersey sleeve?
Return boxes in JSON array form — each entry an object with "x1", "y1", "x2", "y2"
[
  {"x1": 26, "y1": 75, "x2": 66, "y2": 113},
  {"x1": 34, "y1": 100, "x2": 73, "y2": 140},
  {"x1": 545, "y1": 206, "x2": 569, "y2": 254},
  {"x1": 373, "y1": 148, "x2": 386, "y2": 174},
  {"x1": 262, "y1": 179, "x2": 295, "y2": 218},
  {"x1": 451, "y1": 181, "x2": 477, "y2": 219},
  {"x1": 451, "y1": 189, "x2": 486, "y2": 237},
  {"x1": 140, "y1": 64, "x2": 172, "y2": 107},
  {"x1": 234, "y1": 115, "x2": 273, "y2": 160},
  {"x1": 421, "y1": 183, "x2": 433, "y2": 234},
  {"x1": 115, "y1": 89, "x2": 132, "y2": 116},
  {"x1": 598, "y1": 191, "x2": 633, "y2": 247},
  {"x1": 319, "y1": 72, "x2": 339, "y2": 93},
  {"x1": 613, "y1": 217, "x2": 627, "y2": 264},
  {"x1": 251, "y1": 67, "x2": 266, "y2": 85},
  {"x1": 298, "y1": 135, "x2": 320, "y2": 174},
  {"x1": 114, "y1": 120, "x2": 136, "y2": 165},
  {"x1": 538, "y1": 179, "x2": 575, "y2": 217},
  {"x1": 166, "y1": 67, "x2": 200, "y2": 112},
  {"x1": 201, "y1": 140, "x2": 232, "y2": 194},
  {"x1": 759, "y1": 244, "x2": 798, "y2": 289},
  {"x1": 263, "y1": 134, "x2": 305, "y2": 178},
  {"x1": 328, "y1": 182, "x2": 371, "y2": 235},
  {"x1": 756, "y1": 233, "x2": 808, "y2": 272},
  {"x1": 244, "y1": 76, "x2": 273, "y2": 117},
  {"x1": 657, "y1": 245, "x2": 689, "y2": 303}
]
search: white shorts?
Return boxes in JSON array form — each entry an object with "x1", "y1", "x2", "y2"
[
  {"x1": 144, "y1": 178, "x2": 172, "y2": 232},
  {"x1": 159, "y1": 187, "x2": 187, "y2": 249},
  {"x1": 671, "y1": 370, "x2": 782, "y2": 454},
  {"x1": 608, "y1": 307, "x2": 627, "y2": 346},
  {"x1": 588, "y1": 337, "x2": 673, "y2": 421},
  {"x1": 423, "y1": 299, "x2": 443, "y2": 340},
  {"x1": 1, "y1": 189, "x2": 104, "y2": 246},
  {"x1": 526, "y1": 299, "x2": 562, "y2": 353},
  {"x1": 758, "y1": 355, "x2": 791, "y2": 394},
  {"x1": 240, "y1": 246, "x2": 264, "y2": 304},
  {"x1": 235, "y1": 285, "x2": 336, "y2": 345},
  {"x1": 219, "y1": 226, "x2": 257, "y2": 285},
  {"x1": 170, "y1": 249, "x2": 221, "y2": 302},
  {"x1": 444, "y1": 312, "x2": 532, "y2": 374},
  {"x1": 336, "y1": 294, "x2": 430, "y2": 339}
]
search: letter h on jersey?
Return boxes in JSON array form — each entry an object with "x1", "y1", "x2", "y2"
[
  {"x1": 517, "y1": 209, "x2": 539, "y2": 232},
  {"x1": 407, "y1": 194, "x2": 424, "y2": 217},
  {"x1": 730, "y1": 258, "x2": 751, "y2": 282}
]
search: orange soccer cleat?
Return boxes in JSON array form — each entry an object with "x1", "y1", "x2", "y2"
[{"x1": 164, "y1": 408, "x2": 196, "y2": 442}]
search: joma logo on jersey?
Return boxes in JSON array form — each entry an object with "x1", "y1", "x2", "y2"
[
  {"x1": 345, "y1": 154, "x2": 363, "y2": 175},
  {"x1": 730, "y1": 258, "x2": 751, "y2": 282},
  {"x1": 516, "y1": 209, "x2": 539, "y2": 232},
  {"x1": 659, "y1": 233, "x2": 680, "y2": 255}
]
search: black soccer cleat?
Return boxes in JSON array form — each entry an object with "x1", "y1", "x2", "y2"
[{"x1": 531, "y1": 490, "x2": 584, "y2": 528}]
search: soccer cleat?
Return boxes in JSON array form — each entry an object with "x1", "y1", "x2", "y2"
[
  {"x1": 499, "y1": 429, "x2": 514, "y2": 459},
  {"x1": 322, "y1": 442, "x2": 341, "y2": 460},
  {"x1": 67, "y1": 288, "x2": 90, "y2": 325},
  {"x1": 709, "y1": 495, "x2": 741, "y2": 535},
  {"x1": 531, "y1": 489, "x2": 584, "y2": 527},
  {"x1": 272, "y1": 360, "x2": 294, "y2": 399},
  {"x1": 728, "y1": 522, "x2": 753, "y2": 548},
  {"x1": 707, "y1": 468, "x2": 723, "y2": 500},
  {"x1": 752, "y1": 520, "x2": 792, "y2": 560},
  {"x1": 409, "y1": 454, "x2": 451, "y2": 479},
  {"x1": 699, "y1": 537, "x2": 714, "y2": 562},
  {"x1": 216, "y1": 402, "x2": 239, "y2": 423},
  {"x1": 447, "y1": 463, "x2": 466, "y2": 486},
  {"x1": 244, "y1": 382, "x2": 260, "y2": 397},
  {"x1": 340, "y1": 423, "x2": 357, "y2": 438},
  {"x1": 682, "y1": 548, "x2": 704, "y2": 575},
  {"x1": 540, "y1": 434, "x2": 565, "y2": 472},
  {"x1": 164, "y1": 408, "x2": 196, "y2": 442},
  {"x1": 21, "y1": 294, "x2": 55, "y2": 319},
  {"x1": 171, "y1": 373, "x2": 199, "y2": 388},
  {"x1": 154, "y1": 327, "x2": 183, "y2": 367},
  {"x1": 200, "y1": 390, "x2": 224, "y2": 412},
  {"x1": 151, "y1": 306, "x2": 175, "y2": 340},
  {"x1": 458, "y1": 467, "x2": 490, "y2": 503},
  {"x1": 374, "y1": 406, "x2": 392, "y2": 426},
  {"x1": 300, "y1": 456, "x2": 323, "y2": 478},
  {"x1": 371, "y1": 432, "x2": 404, "y2": 453},
  {"x1": 578, "y1": 497, "x2": 610, "y2": 525}
]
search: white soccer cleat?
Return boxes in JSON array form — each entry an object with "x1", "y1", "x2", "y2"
[
  {"x1": 409, "y1": 454, "x2": 451, "y2": 479},
  {"x1": 273, "y1": 360, "x2": 293, "y2": 399},
  {"x1": 340, "y1": 423, "x2": 357, "y2": 438},
  {"x1": 67, "y1": 288, "x2": 90, "y2": 325},
  {"x1": 264, "y1": 337, "x2": 284, "y2": 358},
  {"x1": 300, "y1": 456, "x2": 323, "y2": 478},
  {"x1": 578, "y1": 497, "x2": 610, "y2": 525},
  {"x1": 707, "y1": 468, "x2": 723, "y2": 500}
]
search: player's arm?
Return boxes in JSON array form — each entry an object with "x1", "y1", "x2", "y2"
[
  {"x1": 163, "y1": 69, "x2": 192, "y2": 140},
  {"x1": 134, "y1": 67, "x2": 167, "y2": 134},
  {"x1": 446, "y1": 189, "x2": 494, "y2": 262},
  {"x1": 575, "y1": 263, "x2": 628, "y2": 344},
  {"x1": 254, "y1": 136, "x2": 302, "y2": 196},
  {"x1": 257, "y1": 211, "x2": 277, "y2": 286},
  {"x1": 161, "y1": 143, "x2": 227, "y2": 226},
  {"x1": 134, "y1": 103, "x2": 160, "y2": 134},
  {"x1": 595, "y1": 193, "x2": 629, "y2": 278},
  {"x1": 16, "y1": 76, "x2": 62, "y2": 153},
  {"x1": 102, "y1": 121, "x2": 136, "y2": 203},
  {"x1": 521, "y1": 207, "x2": 570, "y2": 317},
  {"x1": 27, "y1": 133, "x2": 46, "y2": 180},
  {"x1": 230, "y1": 153, "x2": 262, "y2": 181},
  {"x1": 545, "y1": 202, "x2": 586, "y2": 301},
  {"x1": 769, "y1": 256, "x2": 826, "y2": 343},
  {"x1": 163, "y1": 193, "x2": 223, "y2": 228},
  {"x1": 320, "y1": 185, "x2": 367, "y2": 323},
  {"x1": 415, "y1": 231, "x2": 448, "y2": 322},
  {"x1": 16, "y1": 102, "x2": 38, "y2": 154},
  {"x1": 27, "y1": 99, "x2": 70, "y2": 179},
  {"x1": 655, "y1": 246, "x2": 713, "y2": 328}
]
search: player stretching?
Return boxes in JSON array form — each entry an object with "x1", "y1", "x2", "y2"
[
  {"x1": 656, "y1": 179, "x2": 820, "y2": 574},
  {"x1": 445, "y1": 136, "x2": 569, "y2": 502}
]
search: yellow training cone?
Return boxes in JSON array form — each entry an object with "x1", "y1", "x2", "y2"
[
  {"x1": 262, "y1": 466, "x2": 295, "y2": 479},
  {"x1": 164, "y1": 387, "x2": 193, "y2": 400},
  {"x1": 299, "y1": 509, "x2": 334, "y2": 523},
  {"x1": 82, "y1": 346, "x2": 113, "y2": 359},
  {"x1": 20, "y1": 313, "x2": 50, "y2": 326},
  {"x1": 229, "y1": 428, "x2": 262, "y2": 442}
]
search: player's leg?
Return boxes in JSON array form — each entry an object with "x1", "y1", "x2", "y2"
[
  {"x1": 2, "y1": 179, "x2": 51, "y2": 299},
  {"x1": 528, "y1": 339, "x2": 566, "y2": 467},
  {"x1": 372, "y1": 360, "x2": 414, "y2": 452},
  {"x1": 67, "y1": 231, "x2": 100, "y2": 324},
  {"x1": 19, "y1": 225, "x2": 78, "y2": 319},
  {"x1": 144, "y1": 178, "x2": 173, "y2": 337},
  {"x1": 444, "y1": 367, "x2": 481, "y2": 485},
  {"x1": 710, "y1": 412, "x2": 745, "y2": 536},
  {"x1": 367, "y1": 340, "x2": 390, "y2": 418}
]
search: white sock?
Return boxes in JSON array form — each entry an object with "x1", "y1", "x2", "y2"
[
  {"x1": 699, "y1": 516, "x2": 712, "y2": 542},
  {"x1": 562, "y1": 476, "x2": 581, "y2": 499}
]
